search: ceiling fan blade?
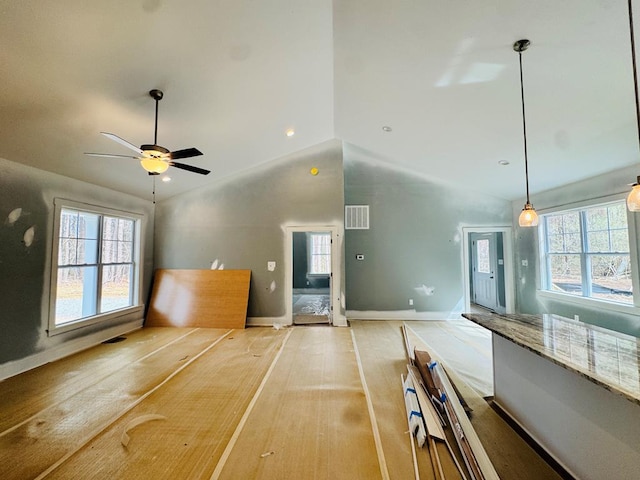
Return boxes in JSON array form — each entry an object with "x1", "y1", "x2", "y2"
[
  {"x1": 85, "y1": 152, "x2": 140, "y2": 159},
  {"x1": 170, "y1": 162, "x2": 211, "y2": 175},
  {"x1": 169, "y1": 147, "x2": 203, "y2": 160},
  {"x1": 101, "y1": 132, "x2": 143, "y2": 154}
]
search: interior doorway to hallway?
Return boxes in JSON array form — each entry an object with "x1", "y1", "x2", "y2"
[{"x1": 285, "y1": 226, "x2": 340, "y2": 325}]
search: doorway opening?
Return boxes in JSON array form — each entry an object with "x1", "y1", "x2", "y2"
[
  {"x1": 285, "y1": 226, "x2": 340, "y2": 325},
  {"x1": 462, "y1": 227, "x2": 514, "y2": 314}
]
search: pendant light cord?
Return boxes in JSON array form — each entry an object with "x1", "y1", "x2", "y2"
[
  {"x1": 518, "y1": 49, "x2": 531, "y2": 205},
  {"x1": 629, "y1": 0, "x2": 640, "y2": 169}
]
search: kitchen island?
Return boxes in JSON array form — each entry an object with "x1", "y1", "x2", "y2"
[{"x1": 463, "y1": 312, "x2": 640, "y2": 480}]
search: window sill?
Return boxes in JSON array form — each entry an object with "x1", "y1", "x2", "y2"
[
  {"x1": 537, "y1": 290, "x2": 640, "y2": 316},
  {"x1": 48, "y1": 305, "x2": 145, "y2": 336}
]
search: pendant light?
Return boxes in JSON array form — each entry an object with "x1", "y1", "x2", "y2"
[
  {"x1": 514, "y1": 39, "x2": 539, "y2": 227},
  {"x1": 626, "y1": 0, "x2": 640, "y2": 211}
]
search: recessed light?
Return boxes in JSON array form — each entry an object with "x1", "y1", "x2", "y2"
[
  {"x1": 382, "y1": 126, "x2": 392, "y2": 132},
  {"x1": 286, "y1": 128, "x2": 295, "y2": 137},
  {"x1": 162, "y1": 176, "x2": 171, "y2": 182},
  {"x1": 498, "y1": 160, "x2": 510, "y2": 166}
]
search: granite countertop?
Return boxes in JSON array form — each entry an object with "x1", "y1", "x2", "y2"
[{"x1": 462, "y1": 312, "x2": 640, "y2": 406}]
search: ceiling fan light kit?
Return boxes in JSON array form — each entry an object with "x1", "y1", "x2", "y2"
[
  {"x1": 140, "y1": 157, "x2": 170, "y2": 174},
  {"x1": 85, "y1": 89, "x2": 210, "y2": 176}
]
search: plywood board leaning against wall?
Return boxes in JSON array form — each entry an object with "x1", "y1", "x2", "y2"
[{"x1": 146, "y1": 269, "x2": 251, "y2": 329}]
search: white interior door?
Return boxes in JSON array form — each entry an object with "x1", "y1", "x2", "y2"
[
  {"x1": 471, "y1": 232, "x2": 499, "y2": 311},
  {"x1": 462, "y1": 227, "x2": 514, "y2": 315}
]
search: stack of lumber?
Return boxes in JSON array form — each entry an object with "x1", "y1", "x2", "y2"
[{"x1": 401, "y1": 324, "x2": 500, "y2": 480}]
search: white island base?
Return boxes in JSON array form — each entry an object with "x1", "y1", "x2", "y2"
[{"x1": 493, "y1": 335, "x2": 640, "y2": 480}]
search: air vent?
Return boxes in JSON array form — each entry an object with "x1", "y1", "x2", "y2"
[{"x1": 345, "y1": 205, "x2": 370, "y2": 230}]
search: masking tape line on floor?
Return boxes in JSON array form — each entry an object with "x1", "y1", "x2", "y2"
[
  {"x1": 34, "y1": 329, "x2": 233, "y2": 480},
  {"x1": 0, "y1": 328, "x2": 201, "y2": 439},
  {"x1": 351, "y1": 329, "x2": 391, "y2": 480},
  {"x1": 209, "y1": 328, "x2": 294, "y2": 480}
]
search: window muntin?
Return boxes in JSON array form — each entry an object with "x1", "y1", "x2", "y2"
[
  {"x1": 51, "y1": 202, "x2": 141, "y2": 331},
  {"x1": 542, "y1": 201, "x2": 633, "y2": 305},
  {"x1": 308, "y1": 233, "x2": 331, "y2": 275}
]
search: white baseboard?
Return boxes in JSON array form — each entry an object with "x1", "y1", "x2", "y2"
[
  {"x1": 0, "y1": 319, "x2": 144, "y2": 381},
  {"x1": 346, "y1": 310, "x2": 463, "y2": 321},
  {"x1": 247, "y1": 313, "x2": 348, "y2": 327},
  {"x1": 246, "y1": 317, "x2": 288, "y2": 327}
]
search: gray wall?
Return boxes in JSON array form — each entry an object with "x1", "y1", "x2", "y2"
[
  {"x1": 0, "y1": 157, "x2": 154, "y2": 364},
  {"x1": 154, "y1": 140, "x2": 345, "y2": 320},
  {"x1": 344, "y1": 149, "x2": 512, "y2": 315},
  {"x1": 513, "y1": 164, "x2": 640, "y2": 337},
  {"x1": 292, "y1": 232, "x2": 309, "y2": 289}
]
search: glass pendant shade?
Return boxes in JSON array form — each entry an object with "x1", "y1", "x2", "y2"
[
  {"x1": 140, "y1": 156, "x2": 169, "y2": 174},
  {"x1": 518, "y1": 203, "x2": 539, "y2": 227},
  {"x1": 627, "y1": 182, "x2": 640, "y2": 211}
]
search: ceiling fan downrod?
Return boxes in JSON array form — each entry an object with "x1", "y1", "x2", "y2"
[{"x1": 149, "y1": 89, "x2": 163, "y2": 146}]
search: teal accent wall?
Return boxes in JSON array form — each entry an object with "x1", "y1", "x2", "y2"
[
  {"x1": 344, "y1": 150, "x2": 512, "y2": 315},
  {"x1": 154, "y1": 140, "x2": 345, "y2": 319},
  {"x1": 7, "y1": 135, "x2": 638, "y2": 369},
  {"x1": 513, "y1": 164, "x2": 640, "y2": 337},
  {"x1": 0, "y1": 157, "x2": 154, "y2": 365}
]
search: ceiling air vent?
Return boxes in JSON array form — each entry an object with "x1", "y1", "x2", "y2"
[{"x1": 345, "y1": 205, "x2": 370, "y2": 230}]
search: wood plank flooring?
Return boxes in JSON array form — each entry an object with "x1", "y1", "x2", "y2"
[{"x1": 0, "y1": 322, "x2": 564, "y2": 479}]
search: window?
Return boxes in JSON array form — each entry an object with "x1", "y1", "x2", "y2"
[
  {"x1": 308, "y1": 232, "x2": 331, "y2": 274},
  {"x1": 50, "y1": 200, "x2": 143, "y2": 333},
  {"x1": 540, "y1": 200, "x2": 633, "y2": 305},
  {"x1": 476, "y1": 239, "x2": 491, "y2": 274}
]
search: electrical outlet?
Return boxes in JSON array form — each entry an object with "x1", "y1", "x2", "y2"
[
  {"x1": 574, "y1": 314, "x2": 580, "y2": 322},
  {"x1": 409, "y1": 298, "x2": 414, "y2": 306},
  {"x1": 267, "y1": 261, "x2": 276, "y2": 271},
  {"x1": 521, "y1": 259, "x2": 528, "y2": 267}
]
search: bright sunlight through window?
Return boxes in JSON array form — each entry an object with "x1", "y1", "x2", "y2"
[
  {"x1": 540, "y1": 201, "x2": 633, "y2": 305},
  {"x1": 51, "y1": 200, "x2": 142, "y2": 331}
]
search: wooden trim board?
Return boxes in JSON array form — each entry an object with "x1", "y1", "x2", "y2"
[{"x1": 146, "y1": 269, "x2": 250, "y2": 329}]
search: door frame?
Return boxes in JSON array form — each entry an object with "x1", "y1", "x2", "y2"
[
  {"x1": 285, "y1": 225, "x2": 341, "y2": 326},
  {"x1": 462, "y1": 226, "x2": 515, "y2": 314}
]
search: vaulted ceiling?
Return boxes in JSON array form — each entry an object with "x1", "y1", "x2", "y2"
[{"x1": 0, "y1": 0, "x2": 637, "y2": 202}]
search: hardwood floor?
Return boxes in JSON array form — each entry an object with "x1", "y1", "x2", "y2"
[{"x1": 0, "y1": 322, "x2": 563, "y2": 479}]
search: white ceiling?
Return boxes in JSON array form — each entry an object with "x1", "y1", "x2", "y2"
[{"x1": 0, "y1": 0, "x2": 638, "y2": 202}]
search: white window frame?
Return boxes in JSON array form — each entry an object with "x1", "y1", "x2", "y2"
[
  {"x1": 537, "y1": 193, "x2": 640, "y2": 315},
  {"x1": 48, "y1": 199, "x2": 145, "y2": 335},
  {"x1": 307, "y1": 232, "x2": 332, "y2": 276}
]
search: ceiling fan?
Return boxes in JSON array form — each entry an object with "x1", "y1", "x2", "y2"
[{"x1": 85, "y1": 89, "x2": 210, "y2": 176}]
